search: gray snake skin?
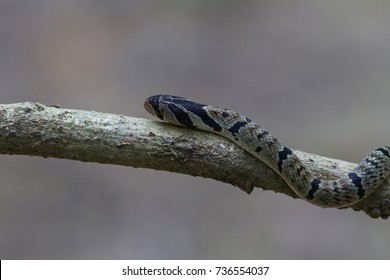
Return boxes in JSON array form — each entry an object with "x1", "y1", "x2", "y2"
[{"x1": 144, "y1": 94, "x2": 390, "y2": 209}]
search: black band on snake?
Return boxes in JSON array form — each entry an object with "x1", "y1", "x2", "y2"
[{"x1": 144, "y1": 94, "x2": 390, "y2": 208}]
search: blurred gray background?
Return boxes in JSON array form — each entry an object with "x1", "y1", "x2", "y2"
[{"x1": 1, "y1": 0, "x2": 390, "y2": 259}]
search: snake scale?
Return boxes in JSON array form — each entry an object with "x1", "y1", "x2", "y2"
[{"x1": 144, "y1": 94, "x2": 390, "y2": 210}]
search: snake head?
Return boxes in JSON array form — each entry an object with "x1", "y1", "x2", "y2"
[
  {"x1": 144, "y1": 95, "x2": 165, "y2": 120},
  {"x1": 144, "y1": 95, "x2": 194, "y2": 126}
]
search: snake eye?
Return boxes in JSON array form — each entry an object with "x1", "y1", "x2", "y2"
[{"x1": 151, "y1": 107, "x2": 163, "y2": 119}]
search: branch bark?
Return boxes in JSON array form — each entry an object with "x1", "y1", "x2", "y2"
[{"x1": 1, "y1": 102, "x2": 389, "y2": 219}]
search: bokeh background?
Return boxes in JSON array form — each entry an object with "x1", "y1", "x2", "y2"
[{"x1": 1, "y1": 0, "x2": 390, "y2": 259}]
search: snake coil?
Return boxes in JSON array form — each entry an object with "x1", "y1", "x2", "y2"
[{"x1": 144, "y1": 94, "x2": 390, "y2": 210}]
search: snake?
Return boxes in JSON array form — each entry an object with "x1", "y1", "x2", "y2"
[{"x1": 144, "y1": 94, "x2": 390, "y2": 209}]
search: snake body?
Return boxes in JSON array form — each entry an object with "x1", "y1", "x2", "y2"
[{"x1": 144, "y1": 94, "x2": 390, "y2": 208}]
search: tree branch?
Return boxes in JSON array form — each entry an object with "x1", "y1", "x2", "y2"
[{"x1": 1, "y1": 102, "x2": 389, "y2": 219}]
